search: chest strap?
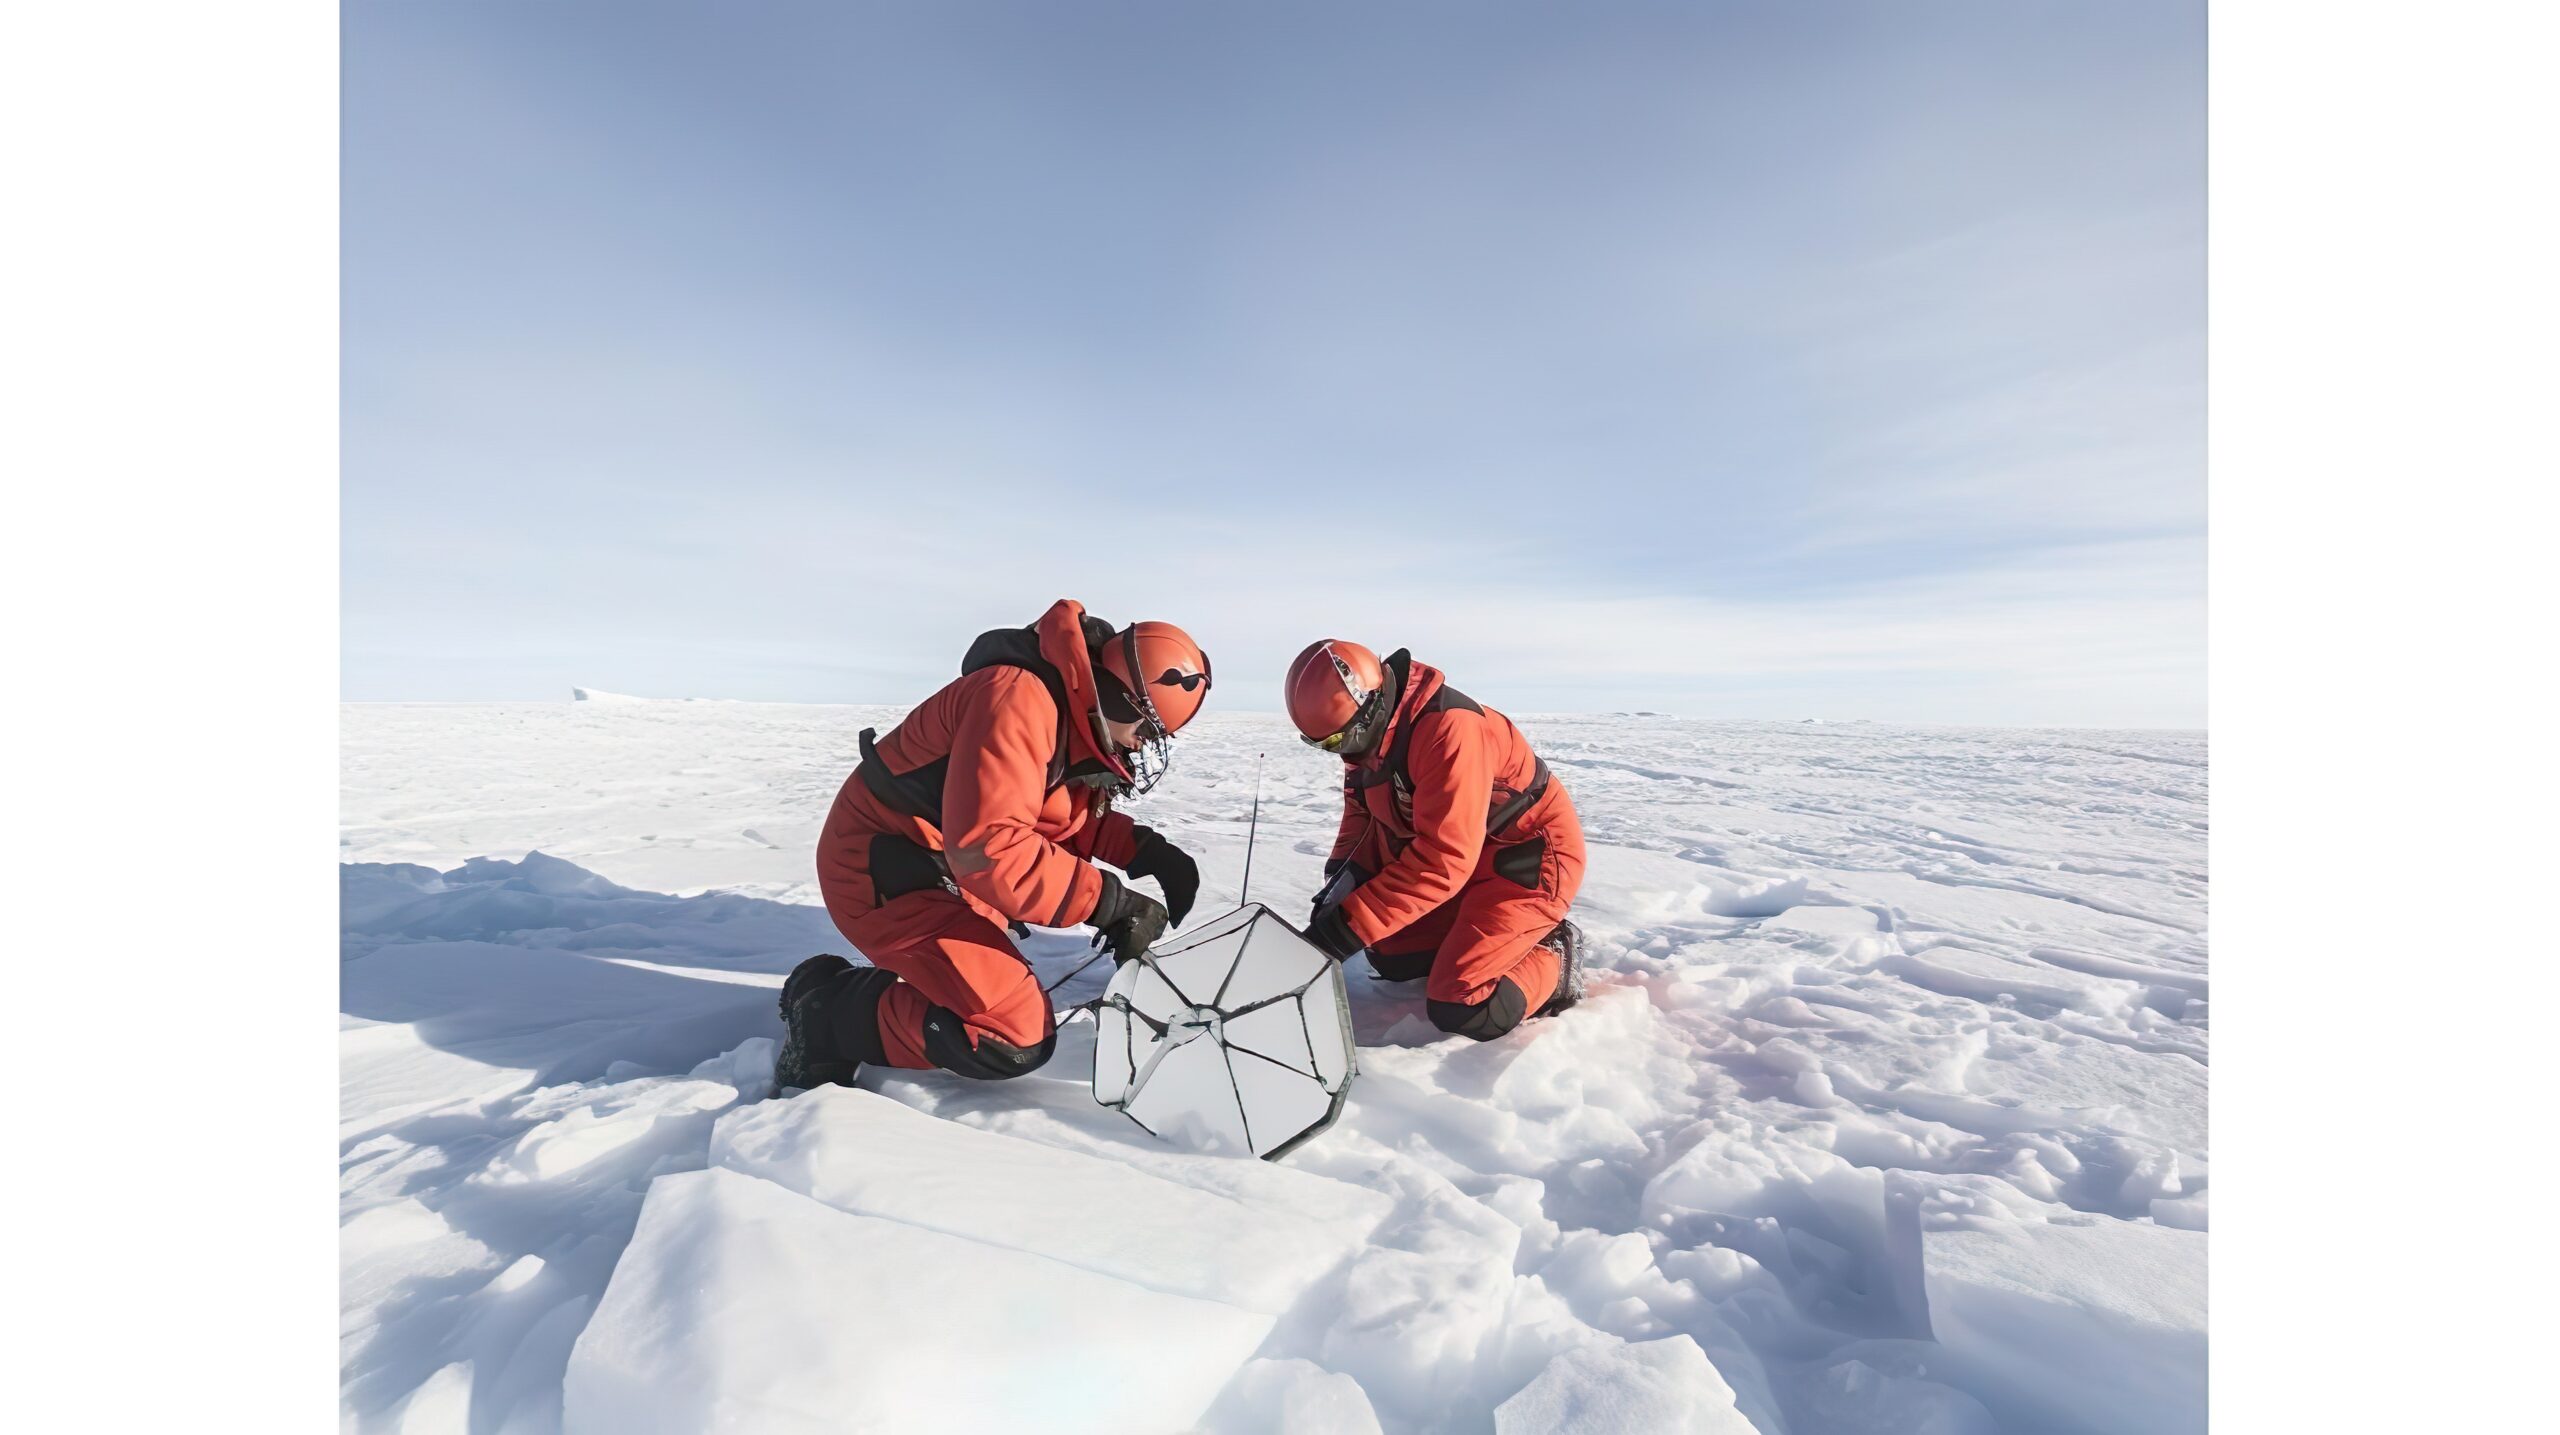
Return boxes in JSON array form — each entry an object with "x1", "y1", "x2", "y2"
[
  {"x1": 1349, "y1": 688, "x2": 1551, "y2": 837},
  {"x1": 1485, "y1": 756, "x2": 1552, "y2": 837},
  {"x1": 856, "y1": 720, "x2": 1082, "y2": 832}
]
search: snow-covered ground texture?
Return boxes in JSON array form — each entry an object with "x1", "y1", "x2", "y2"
[{"x1": 342, "y1": 699, "x2": 2206, "y2": 1434}]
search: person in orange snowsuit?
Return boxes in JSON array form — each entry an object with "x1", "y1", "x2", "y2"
[
  {"x1": 1285, "y1": 639, "x2": 1585, "y2": 1040},
  {"x1": 772, "y1": 600, "x2": 1212, "y2": 1091}
]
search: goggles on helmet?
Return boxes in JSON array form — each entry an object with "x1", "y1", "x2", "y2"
[{"x1": 1303, "y1": 685, "x2": 1389, "y2": 756}]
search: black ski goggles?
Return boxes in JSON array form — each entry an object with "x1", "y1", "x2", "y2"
[
  {"x1": 1303, "y1": 687, "x2": 1389, "y2": 755},
  {"x1": 1098, "y1": 671, "x2": 1167, "y2": 743}
]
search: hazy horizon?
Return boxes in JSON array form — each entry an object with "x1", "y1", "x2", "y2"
[{"x1": 344, "y1": 688, "x2": 2206, "y2": 736}]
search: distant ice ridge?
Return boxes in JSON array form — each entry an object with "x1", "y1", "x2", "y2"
[
  {"x1": 570, "y1": 687, "x2": 741, "y2": 703},
  {"x1": 341, "y1": 706, "x2": 2208, "y2": 1433}
]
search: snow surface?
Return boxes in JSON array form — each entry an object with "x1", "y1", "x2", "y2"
[
  {"x1": 566, "y1": 1166, "x2": 1276, "y2": 1434},
  {"x1": 342, "y1": 700, "x2": 2206, "y2": 1433},
  {"x1": 1493, "y1": 1336, "x2": 1754, "y2": 1434}
]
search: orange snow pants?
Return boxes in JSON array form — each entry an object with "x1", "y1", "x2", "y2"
[
  {"x1": 1364, "y1": 804, "x2": 1586, "y2": 1040},
  {"x1": 818, "y1": 872, "x2": 1055, "y2": 1080}
]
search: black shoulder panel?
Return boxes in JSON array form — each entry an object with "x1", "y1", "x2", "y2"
[
  {"x1": 856, "y1": 727, "x2": 952, "y2": 826},
  {"x1": 959, "y1": 625, "x2": 1070, "y2": 713}
]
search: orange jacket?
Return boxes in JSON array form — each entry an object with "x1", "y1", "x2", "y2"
[
  {"x1": 831, "y1": 600, "x2": 1142, "y2": 927},
  {"x1": 1328, "y1": 652, "x2": 1563, "y2": 946}
]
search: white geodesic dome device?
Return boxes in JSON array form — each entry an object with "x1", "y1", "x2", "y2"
[{"x1": 1093, "y1": 904, "x2": 1357, "y2": 1161}]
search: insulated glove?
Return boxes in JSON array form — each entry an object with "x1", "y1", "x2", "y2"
[
  {"x1": 1306, "y1": 902, "x2": 1364, "y2": 961},
  {"x1": 1090, "y1": 871, "x2": 1172, "y2": 965},
  {"x1": 1126, "y1": 826, "x2": 1201, "y2": 925},
  {"x1": 1310, "y1": 861, "x2": 1369, "y2": 927}
]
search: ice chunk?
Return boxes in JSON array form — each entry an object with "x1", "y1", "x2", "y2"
[
  {"x1": 1205, "y1": 1358, "x2": 1386, "y2": 1435},
  {"x1": 2115, "y1": 1150, "x2": 2183, "y2": 1206},
  {"x1": 1794, "y1": 1351, "x2": 1998, "y2": 1435},
  {"x1": 340, "y1": 1199, "x2": 498, "y2": 1325},
  {"x1": 1492, "y1": 1335, "x2": 1755, "y2": 1434},
  {"x1": 710, "y1": 1087, "x2": 1380, "y2": 1314},
  {"x1": 480, "y1": 1078, "x2": 738, "y2": 1185},
  {"x1": 564, "y1": 1168, "x2": 1274, "y2": 1435},
  {"x1": 1318, "y1": 1169, "x2": 1529, "y2": 1415},
  {"x1": 2151, "y1": 1188, "x2": 2209, "y2": 1231},
  {"x1": 1920, "y1": 1216, "x2": 2206, "y2": 1434}
]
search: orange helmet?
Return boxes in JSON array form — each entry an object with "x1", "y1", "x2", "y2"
[
  {"x1": 1285, "y1": 639, "x2": 1390, "y2": 752},
  {"x1": 1097, "y1": 620, "x2": 1213, "y2": 739}
]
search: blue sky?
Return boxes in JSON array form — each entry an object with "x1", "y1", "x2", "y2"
[{"x1": 344, "y1": 1, "x2": 2204, "y2": 726}]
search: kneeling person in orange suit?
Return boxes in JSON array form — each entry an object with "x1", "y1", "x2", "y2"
[
  {"x1": 773, "y1": 600, "x2": 1212, "y2": 1092},
  {"x1": 1285, "y1": 639, "x2": 1585, "y2": 1040}
]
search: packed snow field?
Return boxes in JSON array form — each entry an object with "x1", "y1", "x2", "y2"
[{"x1": 341, "y1": 698, "x2": 2206, "y2": 1434}]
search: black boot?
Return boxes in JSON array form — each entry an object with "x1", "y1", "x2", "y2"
[
  {"x1": 772, "y1": 954, "x2": 863, "y2": 1095},
  {"x1": 1533, "y1": 920, "x2": 1586, "y2": 1019}
]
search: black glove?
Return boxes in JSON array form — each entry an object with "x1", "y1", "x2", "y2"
[
  {"x1": 1305, "y1": 902, "x2": 1364, "y2": 961},
  {"x1": 1126, "y1": 826, "x2": 1201, "y2": 925},
  {"x1": 1310, "y1": 861, "x2": 1369, "y2": 926},
  {"x1": 1089, "y1": 871, "x2": 1172, "y2": 965}
]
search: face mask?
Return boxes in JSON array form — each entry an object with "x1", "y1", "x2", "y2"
[{"x1": 1098, "y1": 661, "x2": 1176, "y2": 796}]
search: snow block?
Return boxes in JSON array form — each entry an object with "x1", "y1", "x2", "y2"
[
  {"x1": 710, "y1": 1087, "x2": 1381, "y2": 1314},
  {"x1": 1204, "y1": 1358, "x2": 1386, "y2": 1435},
  {"x1": 1491, "y1": 1335, "x2": 1756, "y2": 1434},
  {"x1": 564, "y1": 1167, "x2": 1275, "y2": 1435},
  {"x1": 1920, "y1": 1216, "x2": 2206, "y2": 1435}
]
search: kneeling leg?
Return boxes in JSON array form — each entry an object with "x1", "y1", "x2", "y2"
[
  {"x1": 838, "y1": 892, "x2": 1057, "y2": 1079},
  {"x1": 1422, "y1": 879, "x2": 1570, "y2": 1042},
  {"x1": 1362, "y1": 898, "x2": 1461, "y2": 983}
]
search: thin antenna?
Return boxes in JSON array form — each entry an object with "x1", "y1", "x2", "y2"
[{"x1": 1239, "y1": 753, "x2": 1266, "y2": 908}]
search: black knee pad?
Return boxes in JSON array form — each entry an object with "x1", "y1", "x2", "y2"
[
  {"x1": 1367, "y1": 947, "x2": 1433, "y2": 983},
  {"x1": 920, "y1": 1005, "x2": 1057, "y2": 1080},
  {"x1": 1427, "y1": 976, "x2": 1529, "y2": 1042},
  {"x1": 821, "y1": 965, "x2": 901, "y2": 1067}
]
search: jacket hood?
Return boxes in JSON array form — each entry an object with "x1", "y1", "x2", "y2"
[
  {"x1": 952, "y1": 598, "x2": 1128, "y2": 781},
  {"x1": 1036, "y1": 599, "x2": 1127, "y2": 778},
  {"x1": 954, "y1": 601, "x2": 1156, "y2": 786}
]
